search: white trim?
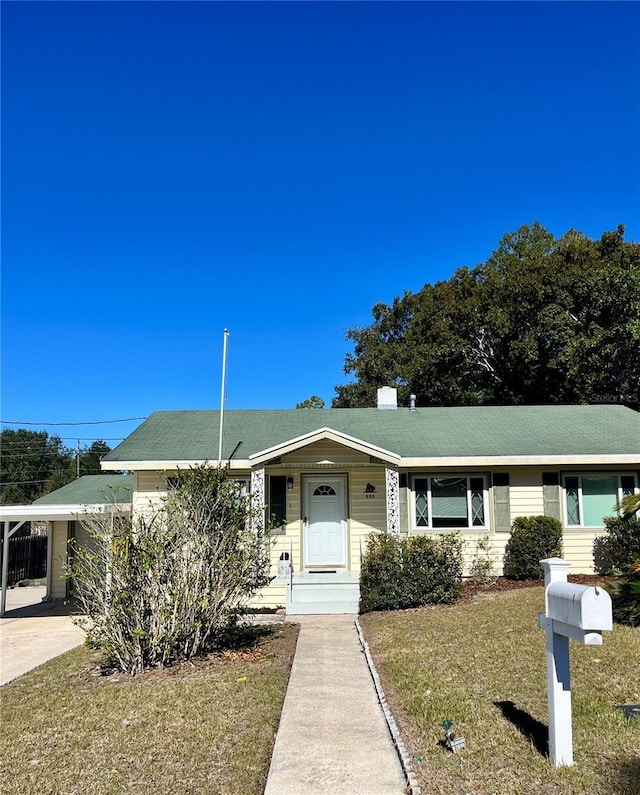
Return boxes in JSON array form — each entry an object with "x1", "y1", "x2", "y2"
[
  {"x1": 103, "y1": 453, "x2": 640, "y2": 472},
  {"x1": 0, "y1": 503, "x2": 131, "y2": 522},
  {"x1": 249, "y1": 427, "x2": 401, "y2": 465},
  {"x1": 402, "y1": 455, "x2": 640, "y2": 467},
  {"x1": 101, "y1": 459, "x2": 250, "y2": 471}
]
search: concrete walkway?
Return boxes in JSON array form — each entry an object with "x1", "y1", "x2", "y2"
[
  {"x1": 264, "y1": 614, "x2": 406, "y2": 795},
  {"x1": 0, "y1": 586, "x2": 85, "y2": 686}
]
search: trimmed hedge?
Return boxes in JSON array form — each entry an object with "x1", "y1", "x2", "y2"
[
  {"x1": 359, "y1": 532, "x2": 462, "y2": 613},
  {"x1": 503, "y1": 516, "x2": 563, "y2": 580}
]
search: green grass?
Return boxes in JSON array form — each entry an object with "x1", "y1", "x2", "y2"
[
  {"x1": 360, "y1": 588, "x2": 640, "y2": 795},
  {"x1": 0, "y1": 623, "x2": 298, "y2": 795}
]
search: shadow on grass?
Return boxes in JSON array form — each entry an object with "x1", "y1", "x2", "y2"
[
  {"x1": 609, "y1": 755, "x2": 640, "y2": 793},
  {"x1": 215, "y1": 621, "x2": 275, "y2": 651},
  {"x1": 494, "y1": 700, "x2": 549, "y2": 758}
]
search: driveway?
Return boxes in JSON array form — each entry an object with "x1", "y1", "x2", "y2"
[{"x1": 0, "y1": 586, "x2": 85, "y2": 686}]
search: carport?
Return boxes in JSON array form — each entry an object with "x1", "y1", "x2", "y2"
[{"x1": 0, "y1": 475, "x2": 132, "y2": 616}]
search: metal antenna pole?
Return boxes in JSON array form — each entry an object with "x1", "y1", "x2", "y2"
[{"x1": 218, "y1": 329, "x2": 229, "y2": 463}]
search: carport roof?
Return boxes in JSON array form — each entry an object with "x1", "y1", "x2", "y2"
[
  {"x1": 0, "y1": 475, "x2": 133, "y2": 522},
  {"x1": 32, "y1": 475, "x2": 133, "y2": 505}
]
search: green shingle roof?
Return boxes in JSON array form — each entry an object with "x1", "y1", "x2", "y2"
[
  {"x1": 33, "y1": 475, "x2": 133, "y2": 505},
  {"x1": 101, "y1": 405, "x2": 640, "y2": 462}
]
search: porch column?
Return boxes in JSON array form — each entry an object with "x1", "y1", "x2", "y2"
[
  {"x1": 250, "y1": 467, "x2": 265, "y2": 533},
  {"x1": 385, "y1": 467, "x2": 400, "y2": 537}
]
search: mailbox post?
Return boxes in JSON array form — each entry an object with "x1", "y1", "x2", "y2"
[{"x1": 538, "y1": 558, "x2": 612, "y2": 768}]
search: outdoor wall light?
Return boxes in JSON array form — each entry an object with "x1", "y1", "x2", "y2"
[{"x1": 286, "y1": 477, "x2": 294, "y2": 491}]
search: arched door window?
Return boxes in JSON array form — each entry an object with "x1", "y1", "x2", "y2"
[{"x1": 313, "y1": 484, "x2": 337, "y2": 496}]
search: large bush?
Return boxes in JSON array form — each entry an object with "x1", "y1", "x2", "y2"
[
  {"x1": 67, "y1": 465, "x2": 271, "y2": 675},
  {"x1": 359, "y1": 532, "x2": 462, "y2": 613},
  {"x1": 593, "y1": 504, "x2": 640, "y2": 625},
  {"x1": 503, "y1": 516, "x2": 563, "y2": 580},
  {"x1": 610, "y1": 560, "x2": 640, "y2": 627},
  {"x1": 593, "y1": 514, "x2": 640, "y2": 575}
]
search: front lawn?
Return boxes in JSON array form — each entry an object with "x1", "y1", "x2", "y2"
[
  {"x1": 360, "y1": 587, "x2": 640, "y2": 795},
  {"x1": 0, "y1": 623, "x2": 298, "y2": 795}
]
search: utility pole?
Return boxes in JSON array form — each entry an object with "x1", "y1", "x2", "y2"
[{"x1": 218, "y1": 329, "x2": 229, "y2": 463}]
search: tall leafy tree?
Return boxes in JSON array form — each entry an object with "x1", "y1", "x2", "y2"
[
  {"x1": 295, "y1": 396, "x2": 325, "y2": 409},
  {"x1": 80, "y1": 440, "x2": 112, "y2": 476},
  {"x1": 0, "y1": 429, "x2": 75, "y2": 504},
  {"x1": 333, "y1": 223, "x2": 640, "y2": 407}
]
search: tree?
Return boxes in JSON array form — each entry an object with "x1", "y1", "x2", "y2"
[
  {"x1": 295, "y1": 395, "x2": 325, "y2": 409},
  {"x1": 80, "y1": 440, "x2": 112, "y2": 476},
  {"x1": 67, "y1": 464, "x2": 272, "y2": 675},
  {"x1": 0, "y1": 429, "x2": 75, "y2": 504},
  {"x1": 333, "y1": 223, "x2": 640, "y2": 407}
]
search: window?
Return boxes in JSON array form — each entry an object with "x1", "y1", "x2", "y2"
[
  {"x1": 313, "y1": 484, "x2": 337, "y2": 496},
  {"x1": 412, "y1": 476, "x2": 488, "y2": 530},
  {"x1": 563, "y1": 473, "x2": 638, "y2": 527},
  {"x1": 166, "y1": 475, "x2": 249, "y2": 498},
  {"x1": 269, "y1": 476, "x2": 287, "y2": 527},
  {"x1": 234, "y1": 478, "x2": 249, "y2": 498}
]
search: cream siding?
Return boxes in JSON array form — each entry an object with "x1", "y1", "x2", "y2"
[
  {"x1": 124, "y1": 461, "x2": 634, "y2": 606},
  {"x1": 562, "y1": 530, "x2": 602, "y2": 574},
  {"x1": 50, "y1": 521, "x2": 69, "y2": 599},
  {"x1": 283, "y1": 440, "x2": 370, "y2": 465},
  {"x1": 348, "y1": 468, "x2": 387, "y2": 574},
  {"x1": 508, "y1": 468, "x2": 545, "y2": 523},
  {"x1": 133, "y1": 470, "x2": 168, "y2": 514}
]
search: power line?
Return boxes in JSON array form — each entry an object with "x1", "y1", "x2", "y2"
[
  {"x1": 0, "y1": 479, "x2": 51, "y2": 486},
  {"x1": 1, "y1": 436, "x2": 125, "y2": 442},
  {"x1": 1, "y1": 417, "x2": 146, "y2": 426}
]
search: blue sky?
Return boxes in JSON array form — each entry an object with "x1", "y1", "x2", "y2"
[{"x1": 2, "y1": 1, "x2": 639, "y2": 447}]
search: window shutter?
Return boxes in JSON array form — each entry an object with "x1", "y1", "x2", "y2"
[
  {"x1": 492, "y1": 473, "x2": 510, "y2": 532},
  {"x1": 399, "y1": 474, "x2": 408, "y2": 534},
  {"x1": 542, "y1": 472, "x2": 561, "y2": 521},
  {"x1": 268, "y1": 476, "x2": 287, "y2": 535}
]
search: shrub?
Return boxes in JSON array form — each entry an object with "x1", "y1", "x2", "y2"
[
  {"x1": 359, "y1": 533, "x2": 404, "y2": 613},
  {"x1": 359, "y1": 531, "x2": 462, "y2": 613},
  {"x1": 402, "y1": 533, "x2": 463, "y2": 607},
  {"x1": 593, "y1": 514, "x2": 640, "y2": 575},
  {"x1": 467, "y1": 533, "x2": 496, "y2": 586},
  {"x1": 67, "y1": 464, "x2": 271, "y2": 675},
  {"x1": 503, "y1": 516, "x2": 563, "y2": 580},
  {"x1": 610, "y1": 560, "x2": 640, "y2": 627}
]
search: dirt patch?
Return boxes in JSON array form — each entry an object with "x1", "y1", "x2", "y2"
[{"x1": 462, "y1": 574, "x2": 613, "y2": 602}]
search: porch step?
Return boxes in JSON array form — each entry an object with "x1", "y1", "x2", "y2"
[
  {"x1": 286, "y1": 600, "x2": 359, "y2": 615},
  {"x1": 286, "y1": 575, "x2": 360, "y2": 615}
]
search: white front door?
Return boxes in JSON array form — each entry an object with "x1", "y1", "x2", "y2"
[{"x1": 304, "y1": 476, "x2": 347, "y2": 567}]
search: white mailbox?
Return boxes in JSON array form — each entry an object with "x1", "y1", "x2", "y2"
[
  {"x1": 546, "y1": 582, "x2": 613, "y2": 632},
  {"x1": 538, "y1": 558, "x2": 613, "y2": 768}
]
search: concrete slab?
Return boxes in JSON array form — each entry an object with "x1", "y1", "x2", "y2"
[
  {"x1": 0, "y1": 587, "x2": 85, "y2": 686},
  {"x1": 264, "y1": 615, "x2": 406, "y2": 795}
]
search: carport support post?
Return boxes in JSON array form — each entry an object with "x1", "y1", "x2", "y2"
[
  {"x1": 541, "y1": 557, "x2": 573, "y2": 767},
  {"x1": 1, "y1": 520, "x2": 9, "y2": 617},
  {"x1": 1, "y1": 520, "x2": 28, "y2": 617}
]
